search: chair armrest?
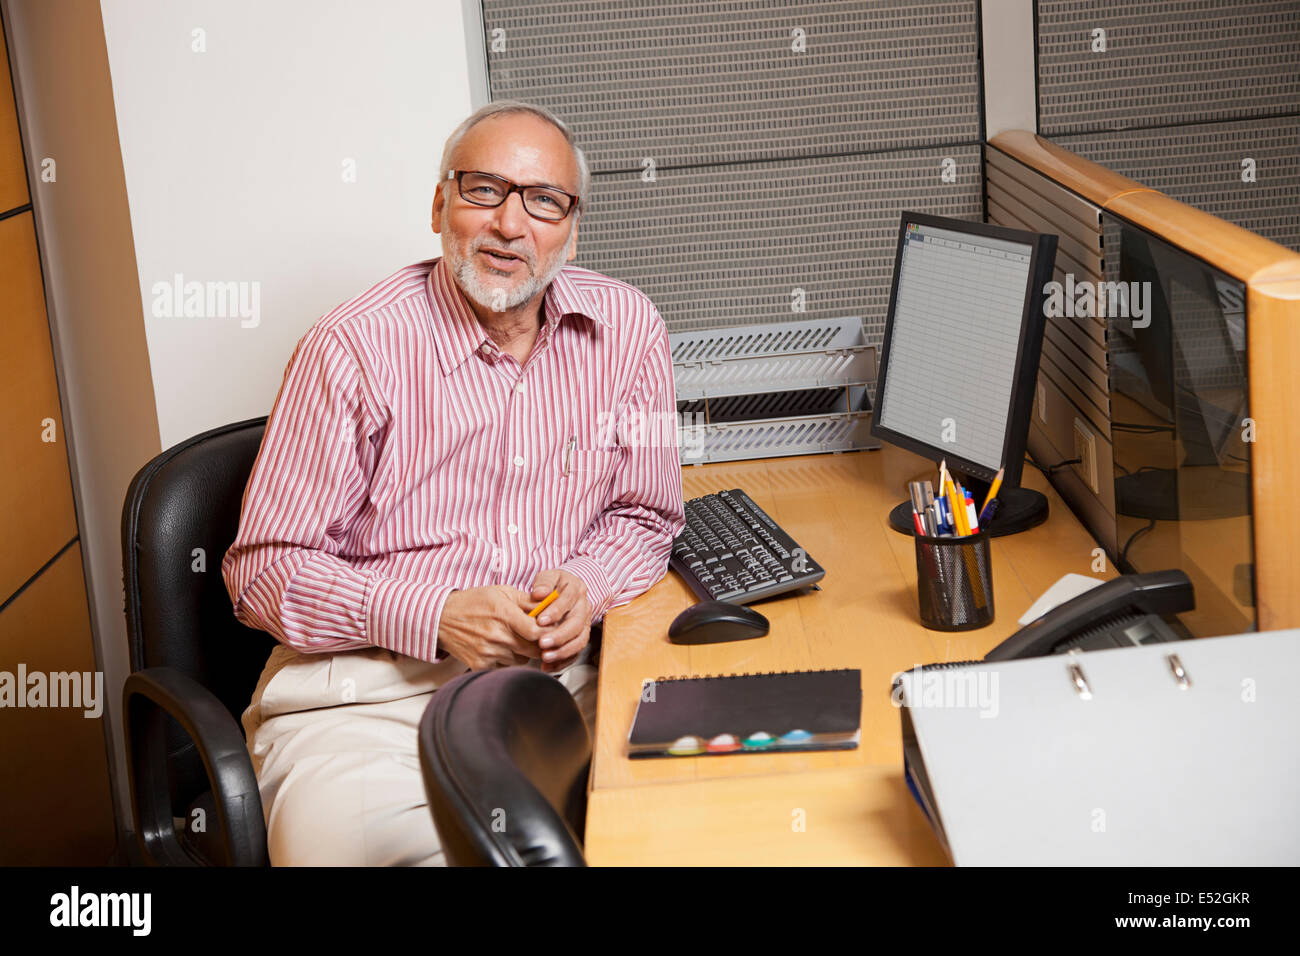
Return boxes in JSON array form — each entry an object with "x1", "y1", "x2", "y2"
[{"x1": 123, "y1": 667, "x2": 267, "y2": 866}]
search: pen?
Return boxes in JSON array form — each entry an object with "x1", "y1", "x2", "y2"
[
  {"x1": 965, "y1": 489, "x2": 980, "y2": 534},
  {"x1": 562, "y1": 436, "x2": 576, "y2": 477},
  {"x1": 529, "y1": 588, "x2": 560, "y2": 618},
  {"x1": 918, "y1": 502, "x2": 951, "y2": 616}
]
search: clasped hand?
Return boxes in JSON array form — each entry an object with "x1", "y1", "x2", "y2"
[{"x1": 435, "y1": 568, "x2": 592, "y2": 674}]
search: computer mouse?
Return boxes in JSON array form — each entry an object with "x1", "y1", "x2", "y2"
[{"x1": 668, "y1": 601, "x2": 770, "y2": 645}]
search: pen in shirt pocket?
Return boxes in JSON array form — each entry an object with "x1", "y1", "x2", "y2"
[{"x1": 562, "y1": 435, "x2": 576, "y2": 477}]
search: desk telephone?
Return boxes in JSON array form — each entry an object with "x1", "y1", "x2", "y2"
[{"x1": 984, "y1": 569, "x2": 1193, "y2": 661}]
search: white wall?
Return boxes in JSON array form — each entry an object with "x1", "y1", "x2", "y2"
[
  {"x1": 8, "y1": 0, "x2": 479, "y2": 851},
  {"x1": 100, "y1": 0, "x2": 476, "y2": 447}
]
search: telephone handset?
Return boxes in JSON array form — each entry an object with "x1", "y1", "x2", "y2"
[{"x1": 983, "y1": 569, "x2": 1194, "y2": 661}]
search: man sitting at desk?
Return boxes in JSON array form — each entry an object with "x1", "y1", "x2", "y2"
[{"x1": 221, "y1": 101, "x2": 686, "y2": 866}]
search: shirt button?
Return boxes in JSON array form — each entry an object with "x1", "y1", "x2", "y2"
[
  {"x1": 515, "y1": 382, "x2": 526, "y2": 394},
  {"x1": 507, "y1": 523, "x2": 519, "y2": 535},
  {"x1": 513, "y1": 455, "x2": 525, "y2": 467}
]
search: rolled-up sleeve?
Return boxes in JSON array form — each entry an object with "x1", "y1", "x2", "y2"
[
  {"x1": 560, "y1": 319, "x2": 686, "y2": 621},
  {"x1": 220, "y1": 324, "x2": 453, "y2": 662}
]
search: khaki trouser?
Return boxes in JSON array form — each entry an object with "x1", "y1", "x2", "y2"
[{"x1": 240, "y1": 641, "x2": 598, "y2": 866}]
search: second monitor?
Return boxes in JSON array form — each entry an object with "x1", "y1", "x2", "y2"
[{"x1": 871, "y1": 212, "x2": 1059, "y2": 536}]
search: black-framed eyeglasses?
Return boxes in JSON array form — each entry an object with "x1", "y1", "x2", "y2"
[{"x1": 447, "y1": 170, "x2": 579, "y2": 222}]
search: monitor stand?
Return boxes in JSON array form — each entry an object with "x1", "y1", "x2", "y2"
[{"x1": 888, "y1": 486, "x2": 1049, "y2": 538}]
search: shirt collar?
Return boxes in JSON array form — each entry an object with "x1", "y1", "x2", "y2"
[
  {"x1": 543, "y1": 265, "x2": 613, "y2": 332},
  {"x1": 428, "y1": 257, "x2": 612, "y2": 376}
]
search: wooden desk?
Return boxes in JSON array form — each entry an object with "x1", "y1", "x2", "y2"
[{"x1": 584, "y1": 445, "x2": 1115, "y2": 865}]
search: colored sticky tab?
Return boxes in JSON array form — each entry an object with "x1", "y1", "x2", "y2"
[
  {"x1": 780, "y1": 729, "x2": 813, "y2": 744},
  {"x1": 742, "y1": 731, "x2": 776, "y2": 750},
  {"x1": 668, "y1": 735, "x2": 704, "y2": 755},
  {"x1": 706, "y1": 733, "x2": 741, "y2": 753}
]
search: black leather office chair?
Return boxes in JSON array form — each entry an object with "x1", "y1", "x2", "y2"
[
  {"x1": 121, "y1": 417, "x2": 274, "y2": 866},
  {"x1": 124, "y1": 417, "x2": 591, "y2": 866},
  {"x1": 419, "y1": 668, "x2": 592, "y2": 866}
]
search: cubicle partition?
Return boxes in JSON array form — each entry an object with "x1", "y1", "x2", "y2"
[
  {"x1": 0, "y1": 16, "x2": 117, "y2": 864},
  {"x1": 985, "y1": 131, "x2": 1300, "y2": 635}
]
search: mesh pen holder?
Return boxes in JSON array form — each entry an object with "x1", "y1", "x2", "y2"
[{"x1": 914, "y1": 530, "x2": 994, "y2": 631}]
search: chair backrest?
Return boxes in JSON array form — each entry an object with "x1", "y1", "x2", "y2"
[
  {"x1": 121, "y1": 417, "x2": 276, "y2": 813},
  {"x1": 419, "y1": 668, "x2": 592, "y2": 866}
]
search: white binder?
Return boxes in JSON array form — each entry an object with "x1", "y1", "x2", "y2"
[{"x1": 897, "y1": 629, "x2": 1300, "y2": 865}]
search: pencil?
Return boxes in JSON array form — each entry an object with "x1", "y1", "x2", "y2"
[
  {"x1": 945, "y1": 475, "x2": 969, "y2": 536},
  {"x1": 980, "y1": 467, "x2": 1005, "y2": 522},
  {"x1": 529, "y1": 588, "x2": 560, "y2": 618},
  {"x1": 937, "y1": 461, "x2": 950, "y2": 532}
]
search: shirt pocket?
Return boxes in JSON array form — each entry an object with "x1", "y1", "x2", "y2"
[{"x1": 549, "y1": 444, "x2": 621, "y2": 548}]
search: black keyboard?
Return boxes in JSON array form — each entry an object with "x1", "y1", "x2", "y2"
[{"x1": 670, "y1": 489, "x2": 825, "y2": 604}]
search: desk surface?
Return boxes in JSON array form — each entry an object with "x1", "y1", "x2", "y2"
[{"x1": 584, "y1": 445, "x2": 1115, "y2": 865}]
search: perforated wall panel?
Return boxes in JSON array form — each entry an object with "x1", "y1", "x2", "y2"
[
  {"x1": 477, "y1": 1, "x2": 985, "y2": 338},
  {"x1": 1054, "y1": 117, "x2": 1300, "y2": 253},
  {"x1": 481, "y1": 0, "x2": 981, "y2": 171},
  {"x1": 1037, "y1": 0, "x2": 1300, "y2": 136},
  {"x1": 575, "y1": 145, "x2": 983, "y2": 338}
]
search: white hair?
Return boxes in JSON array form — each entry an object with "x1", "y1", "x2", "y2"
[{"x1": 438, "y1": 100, "x2": 590, "y2": 205}]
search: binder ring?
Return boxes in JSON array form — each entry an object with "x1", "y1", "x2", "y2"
[
  {"x1": 1068, "y1": 661, "x2": 1092, "y2": 700},
  {"x1": 1166, "y1": 653, "x2": 1191, "y2": 690}
]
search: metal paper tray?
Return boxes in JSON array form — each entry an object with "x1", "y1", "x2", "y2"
[
  {"x1": 680, "y1": 411, "x2": 879, "y2": 465},
  {"x1": 670, "y1": 316, "x2": 877, "y2": 401},
  {"x1": 670, "y1": 316, "x2": 880, "y2": 464}
]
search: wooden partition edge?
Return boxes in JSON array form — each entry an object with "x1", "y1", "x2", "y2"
[
  {"x1": 1246, "y1": 278, "x2": 1300, "y2": 631},
  {"x1": 1105, "y1": 191, "x2": 1300, "y2": 286},
  {"x1": 987, "y1": 130, "x2": 1154, "y2": 207},
  {"x1": 991, "y1": 130, "x2": 1300, "y2": 284}
]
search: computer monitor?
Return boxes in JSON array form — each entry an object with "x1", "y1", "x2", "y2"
[{"x1": 871, "y1": 212, "x2": 1058, "y2": 536}]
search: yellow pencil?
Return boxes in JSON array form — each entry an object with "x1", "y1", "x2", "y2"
[
  {"x1": 529, "y1": 588, "x2": 560, "y2": 618},
  {"x1": 937, "y1": 460, "x2": 951, "y2": 530},
  {"x1": 980, "y1": 467, "x2": 1005, "y2": 522},
  {"x1": 945, "y1": 476, "x2": 969, "y2": 536}
]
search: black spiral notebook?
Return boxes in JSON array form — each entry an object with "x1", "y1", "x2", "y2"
[{"x1": 627, "y1": 668, "x2": 862, "y2": 758}]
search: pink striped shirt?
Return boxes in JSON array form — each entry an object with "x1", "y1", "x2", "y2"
[{"x1": 221, "y1": 256, "x2": 685, "y2": 662}]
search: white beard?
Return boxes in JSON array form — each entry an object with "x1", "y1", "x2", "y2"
[{"x1": 445, "y1": 230, "x2": 572, "y2": 313}]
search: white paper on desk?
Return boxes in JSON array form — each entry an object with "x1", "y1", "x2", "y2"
[
  {"x1": 899, "y1": 629, "x2": 1300, "y2": 866},
  {"x1": 1017, "y1": 573, "x2": 1106, "y2": 626}
]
